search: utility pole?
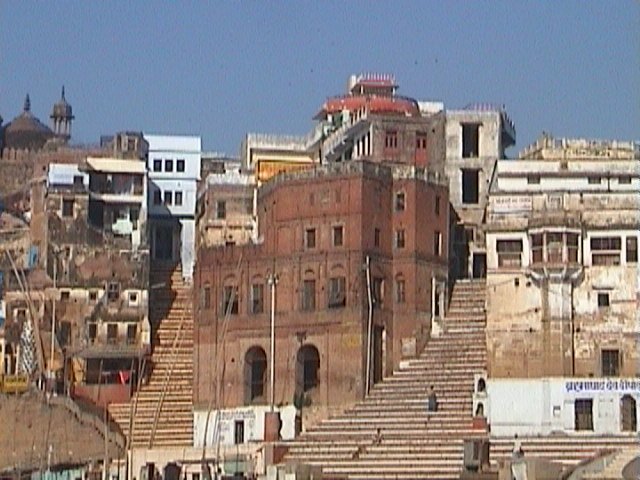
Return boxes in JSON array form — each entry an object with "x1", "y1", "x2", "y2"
[
  {"x1": 104, "y1": 402, "x2": 109, "y2": 480},
  {"x1": 50, "y1": 255, "x2": 57, "y2": 391},
  {"x1": 267, "y1": 273, "x2": 278, "y2": 411}
]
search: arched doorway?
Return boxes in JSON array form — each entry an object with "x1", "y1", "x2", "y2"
[
  {"x1": 296, "y1": 344, "x2": 320, "y2": 396},
  {"x1": 244, "y1": 346, "x2": 267, "y2": 404},
  {"x1": 621, "y1": 395, "x2": 637, "y2": 432}
]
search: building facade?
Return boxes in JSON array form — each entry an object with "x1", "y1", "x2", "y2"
[
  {"x1": 482, "y1": 136, "x2": 640, "y2": 435},
  {"x1": 193, "y1": 161, "x2": 448, "y2": 440},
  {"x1": 443, "y1": 105, "x2": 516, "y2": 280},
  {"x1": 146, "y1": 134, "x2": 201, "y2": 278}
]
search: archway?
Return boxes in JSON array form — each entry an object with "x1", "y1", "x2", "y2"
[
  {"x1": 621, "y1": 395, "x2": 637, "y2": 432},
  {"x1": 244, "y1": 346, "x2": 267, "y2": 404},
  {"x1": 296, "y1": 344, "x2": 320, "y2": 395}
]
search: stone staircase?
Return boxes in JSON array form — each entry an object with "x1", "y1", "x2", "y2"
[
  {"x1": 582, "y1": 448, "x2": 639, "y2": 479},
  {"x1": 282, "y1": 279, "x2": 488, "y2": 479},
  {"x1": 490, "y1": 436, "x2": 640, "y2": 470},
  {"x1": 108, "y1": 265, "x2": 194, "y2": 448}
]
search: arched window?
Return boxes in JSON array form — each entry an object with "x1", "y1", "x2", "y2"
[
  {"x1": 244, "y1": 346, "x2": 267, "y2": 404},
  {"x1": 296, "y1": 344, "x2": 320, "y2": 394},
  {"x1": 477, "y1": 378, "x2": 486, "y2": 393},
  {"x1": 475, "y1": 402, "x2": 485, "y2": 418}
]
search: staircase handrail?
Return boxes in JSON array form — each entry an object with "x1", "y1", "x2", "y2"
[{"x1": 148, "y1": 272, "x2": 188, "y2": 448}]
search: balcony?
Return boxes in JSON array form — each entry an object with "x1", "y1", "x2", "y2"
[{"x1": 528, "y1": 230, "x2": 583, "y2": 281}]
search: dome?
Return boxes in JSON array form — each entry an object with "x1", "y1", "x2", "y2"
[
  {"x1": 3, "y1": 94, "x2": 55, "y2": 150},
  {"x1": 51, "y1": 86, "x2": 73, "y2": 119}
]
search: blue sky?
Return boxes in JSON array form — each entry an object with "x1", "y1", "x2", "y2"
[{"x1": 1, "y1": 2, "x2": 637, "y2": 156}]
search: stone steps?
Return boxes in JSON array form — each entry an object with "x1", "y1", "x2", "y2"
[
  {"x1": 109, "y1": 266, "x2": 194, "y2": 448},
  {"x1": 280, "y1": 279, "x2": 488, "y2": 479}
]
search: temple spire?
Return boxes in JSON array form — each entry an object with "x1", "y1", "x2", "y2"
[{"x1": 24, "y1": 94, "x2": 31, "y2": 112}]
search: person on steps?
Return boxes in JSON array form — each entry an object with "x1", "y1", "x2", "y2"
[{"x1": 427, "y1": 385, "x2": 438, "y2": 413}]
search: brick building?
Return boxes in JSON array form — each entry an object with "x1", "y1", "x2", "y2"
[{"x1": 193, "y1": 160, "x2": 448, "y2": 438}]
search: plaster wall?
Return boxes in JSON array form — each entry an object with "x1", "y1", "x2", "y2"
[{"x1": 487, "y1": 377, "x2": 640, "y2": 436}]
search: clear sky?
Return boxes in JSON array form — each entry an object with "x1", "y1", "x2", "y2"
[{"x1": 1, "y1": 2, "x2": 637, "y2": 156}]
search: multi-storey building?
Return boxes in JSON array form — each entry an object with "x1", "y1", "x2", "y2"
[
  {"x1": 0, "y1": 131, "x2": 151, "y2": 406},
  {"x1": 193, "y1": 161, "x2": 448, "y2": 446},
  {"x1": 146, "y1": 134, "x2": 201, "y2": 278},
  {"x1": 482, "y1": 135, "x2": 640, "y2": 435},
  {"x1": 443, "y1": 104, "x2": 516, "y2": 279},
  {"x1": 196, "y1": 158, "x2": 255, "y2": 249}
]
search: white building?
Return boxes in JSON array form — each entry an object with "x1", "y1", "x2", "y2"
[
  {"x1": 482, "y1": 136, "x2": 640, "y2": 436},
  {"x1": 145, "y1": 134, "x2": 201, "y2": 278}
]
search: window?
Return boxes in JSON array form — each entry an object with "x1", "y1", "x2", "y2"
[
  {"x1": 234, "y1": 420, "x2": 244, "y2": 445},
  {"x1": 305, "y1": 228, "x2": 316, "y2": 249},
  {"x1": 531, "y1": 234, "x2": 543, "y2": 263},
  {"x1": 176, "y1": 159, "x2": 185, "y2": 172},
  {"x1": 374, "y1": 228, "x2": 380, "y2": 247},
  {"x1": 328, "y1": 276, "x2": 346, "y2": 308},
  {"x1": 333, "y1": 226, "x2": 343, "y2": 247},
  {"x1": 496, "y1": 239, "x2": 523, "y2": 267},
  {"x1": 216, "y1": 201, "x2": 226, "y2": 219},
  {"x1": 395, "y1": 229, "x2": 406, "y2": 249},
  {"x1": 574, "y1": 399, "x2": 593, "y2": 431},
  {"x1": 61, "y1": 290, "x2": 70, "y2": 301},
  {"x1": 626, "y1": 237, "x2": 637, "y2": 263},
  {"x1": 302, "y1": 279, "x2": 316, "y2": 311},
  {"x1": 416, "y1": 132, "x2": 427, "y2": 149},
  {"x1": 58, "y1": 321, "x2": 71, "y2": 347},
  {"x1": 372, "y1": 277, "x2": 384, "y2": 309},
  {"x1": 597, "y1": 292, "x2": 610, "y2": 308},
  {"x1": 89, "y1": 291, "x2": 98, "y2": 302},
  {"x1": 395, "y1": 192, "x2": 405, "y2": 211},
  {"x1": 128, "y1": 292, "x2": 138, "y2": 305},
  {"x1": 107, "y1": 324, "x2": 118, "y2": 344},
  {"x1": 165, "y1": 159, "x2": 173, "y2": 172},
  {"x1": 153, "y1": 190, "x2": 162, "y2": 205},
  {"x1": 567, "y1": 233, "x2": 579, "y2": 262},
  {"x1": 395, "y1": 278, "x2": 406, "y2": 303},
  {"x1": 462, "y1": 123, "x2": 480, "y2": 158},
  {"x1": 73, "y1": 175, "x2": 84, "y2": 187},
  {"x1": 588, "y1": 176, "x2": 601, "y2": 184},
  {"x1": 126, "y1": 324, "x2": 137, "y2": 344},
  {"x1": 384, "y1": 130, "x2": 398, "y2": 149},
  {"x1": 62, "y1": 198, "x2": 74, "y2": 217},
  {"x1": 462, "y1": 169, "x2": 480, "y2": 204},
  {"x1": 203, "y1": 286, "x2": 211, "y2": 309},
  {"x1": 433, "y1": 231, "x2": 442, "y2": 256},
  {"x1": 527, "y1": 175, "x2": 541, "y2": 184},
  {"x1": 435, "y1": 196, "x2": 440, "y2": 216},
  {"x1": 222, "y1": 286, "x2": 239, "y2": 315},
  {"x1": 618, "y1": 175, "x2": 631, "y2": 184},
  {"x1": 153, "y1": 159, "x2": 162, "y2": 172},
  {"x1": 601, "y1": 349, "x2": 619, "y2": 376},
  {"x1": 174, "y1": 191, "x2": 183, "y2": 206},
  {"x1": 107, "y1": 282, "x2": 120, "y2": 302},
  {"x1": 591, "y1": 237, "x2": 621, "y2": 266},
  {"x1": 547, "y1": 232, "x2": 563, "y2": 263},
  {"x1": 251, "y1": 283, "x2": 264, "y2": 314},
  {"x1": 164, "y1": 191, "x2": 173, "y2": 205},
  {"x1": 88, "y1": 323, "x2": 97, "y2": 343}
]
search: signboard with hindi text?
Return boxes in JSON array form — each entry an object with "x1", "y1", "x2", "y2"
[{"x1": 491, "y1": 195, "x2": 533, "y2": 214}]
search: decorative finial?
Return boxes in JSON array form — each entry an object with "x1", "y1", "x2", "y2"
[
  {"x1": 24, "y1": 94, "x2": 31, "y2": 112},
  {"x1": 61, "y1": 85, "x2": 65, "y2": 100}
]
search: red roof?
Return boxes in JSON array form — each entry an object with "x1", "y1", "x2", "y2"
[{"x1": 315, "y1": 95, "x2": 419, "y2": 120}]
